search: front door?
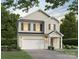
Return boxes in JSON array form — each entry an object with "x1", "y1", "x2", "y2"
[{"x1": 50, "y1": 38, "x2": 53, "y2": 46}]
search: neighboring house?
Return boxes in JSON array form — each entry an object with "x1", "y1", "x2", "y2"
[{"x1": 17, "y1": 9, "x2": 64, "y2": 49}]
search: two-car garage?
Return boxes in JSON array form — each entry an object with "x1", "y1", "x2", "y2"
[
  {"x1": 18, "y1": 34, "x2": 46, "y2": 49},
  {"x1": 22, "y1": 39, "x2": 44, "y2": 49}
]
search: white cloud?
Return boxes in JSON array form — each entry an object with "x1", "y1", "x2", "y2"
[
  {"x1": 51, "y1": 10, "x2": 70, "y2": 20},
  {"x1": 10, "y1": 0, "x2": 73, "y2": 20},
  {"x1": 11, "y1": 7, "x2": 39, "y2": 17}
]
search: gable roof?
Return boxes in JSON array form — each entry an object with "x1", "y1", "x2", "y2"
[
  {"x1": 47, "y1": 30, "x2": 64, "y2": 37},
  {"x1": 20, "y1": 9, "x2": 59, "y2": 23}
]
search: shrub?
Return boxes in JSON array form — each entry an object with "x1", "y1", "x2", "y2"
[
  {"x1": 63, "y1": 38, "x2": 78, "y2": 46},
  {"x1": 71, "y1": 45, "x2": 77, "y2": 49},
  {"x1": 1, "y1": 39, "x2": 17, "y2": 45},
  {"x1": 1, "y1": 46, "x2": 8, "y2": 51},
  {"x1": 63, "y1": 45, "x2": 66, "y2": 49},
  {"x1": 11, "y1": 44, "x2": 17, "y2": 49},
  {"x1": 65, "y1": 45, "x2": 70, "y2": 49},
  {"x1": 1, "y1": 38, "x2": 19, "y2": 51},
  {"x1": 7, "y1": 46, "x2": 12, "y2": 51},
  {"x1": 17, "y1": 46, "x2": 21, "y2": 51},
  {"x1": 64, "y1": 45, "x2": 78, "y2": 49}
]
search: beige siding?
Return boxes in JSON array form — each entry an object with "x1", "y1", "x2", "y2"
[
  {"x1": 45, "y1": 20, "x2": 60, "y2": 34},
  {"x1": 22, "y1": 11, "x2": 60, "y2": 34},
  {"x1": 18, "y1": 22, "x2": 21, "y2": 32},
  {"x1": 23, "y1": 11, "x2": 50, "y2": 21},
  {"x1": 18, "y1": 34, "x2": 44, "y2": 39},
  {"x1": 22, "y1": 35, "x2": 44, "y2": 40}
]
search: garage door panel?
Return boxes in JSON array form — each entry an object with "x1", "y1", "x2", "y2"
[
  {"x1": 22, "y1": 40, "x2": 44, "y2": 49},
  {"x1": 23, "y1": 36, "x2": 44, "y2": 40}
]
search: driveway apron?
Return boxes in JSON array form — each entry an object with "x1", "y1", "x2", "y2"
[{"x1": 26, "y1": 50, "x2": 77, "y2": 59}]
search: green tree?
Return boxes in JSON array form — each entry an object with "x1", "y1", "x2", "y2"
[
  {"x1": 68, "y1": 0, "x2": 78, "y2": 14},
  {"x1": 1, "y1": 5, "x2": 19, "y2": 39},
  {"x1": 60, "y1": 12, "x2": 78, "y2": 39},
  {"x1": 2, "y1": 0, "x2": 39, "y2": 12},
  {"x1": 45, "y1": 0, "x2": 78, "y2": 14},
  {"x1": 2, "y1": 0, "x2": 77, "y2": 13}
]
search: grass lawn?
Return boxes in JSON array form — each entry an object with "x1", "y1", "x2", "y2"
[
  {"x1": 1, "y1": 51, "x2": 32, "y2": 59},
  {"x1": 56, "y1": 49, "x2": 78, "y2": 56}
]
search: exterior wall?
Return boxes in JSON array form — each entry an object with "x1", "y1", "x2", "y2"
[
  {"x1": 53, "y1": 38, "x2": 60, "y2": 49},
  {"x1": 22, "y1": 10, "x2": 60, "y2": 34},
  {"x1": 17, "y1": 10, "x2": 62, "y2": 49},
  {"x1": 17, "y1": 35, "x2": 22, "y2": 48},
  {"x1": 18, "y1": 34, "x2": 49, "y2": 49},
  {"x1": 18, "y1": 34, "x2": 61, "y2": 49},
  {"x1": 45, "y1": 20, "x2": 60, "y2": 33},
  {"x1": 18, "y1": 22, "x2": 21, "y2": 32},
  {"x1": 20, "y1": 35, "x2": 44, "y2": 40},
  {"x1": 18, "y1": 21, "x2": 44, "y2": 33}
]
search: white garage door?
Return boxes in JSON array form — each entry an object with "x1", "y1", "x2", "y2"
[{"x1": 21, "y1": 39, "x2": 45, "y2": 49}]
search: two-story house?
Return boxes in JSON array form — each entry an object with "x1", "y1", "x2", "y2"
[{"x1": 17, "y1": 9, "x2": 64, "y2": 49}]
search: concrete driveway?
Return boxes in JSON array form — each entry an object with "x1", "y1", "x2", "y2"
[{"x1": 26, "y1": 50, "x2": 77, "y2": 59}]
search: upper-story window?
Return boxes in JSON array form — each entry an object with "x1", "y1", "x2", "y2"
[
  {"x1": 48, "y1": 24, "x2": 56, "y2": 31},
  {"x1": 24, "y1": 22, "x2": 28, "y2": 31},
  {"x1": 36, "y1": 23, "x2": 40, "y2": 32},
  {"x1": 20, "y1": 22, "x2": 44, "y2": 32},
  {"x1": 33, "y1": 23, "x2": 43, "y2": 32},
  {"x1": 21, "y1": 22, "x2": 30, "y2": 31}
]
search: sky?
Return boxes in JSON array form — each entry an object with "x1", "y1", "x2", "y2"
[{"x1": 1, "y1": 0, "x2": 73, "y2": 20}]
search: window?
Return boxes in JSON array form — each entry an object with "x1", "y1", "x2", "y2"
[
  {"x1": 23, "y1": 22, "x2": 29, "y2": 31},
  {"x1": 21, "y1": 22, "x2": 44, "y2": 32},
  {"x1": 33, "y1": 23, "x2": 43, "y2": 32},
  {"x1": 28, "y1": 23, "x2": 31, "y2": 31},
  {"x1": 36, "y1": 23, "x2": 40, "y2": 32},
  {"x1": 33, "y1": 23, "x2": 36, "y2": 31},
  {"x1": 49, "y1": 24, "x2": 56, "y2": 31}
]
